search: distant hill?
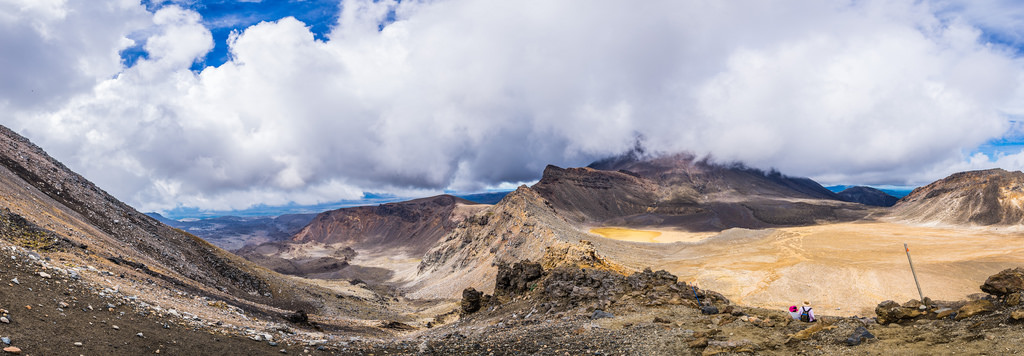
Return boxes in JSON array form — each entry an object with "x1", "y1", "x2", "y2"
[
  {"x1": 826, "y1": 185, "x2": 914, "y2": 198},
  {"x1": 145, "y1": 212, "x2": 316, "y2": 251},
  {"x1": 837, "y1": 186, "x2": 899, "y2": 207},
  {"x1": 533, "y1": 153, "x2": 867, "y2": 231},
  {"x1": 455, "y1": 191, "x2": 511, "y2": 204}
]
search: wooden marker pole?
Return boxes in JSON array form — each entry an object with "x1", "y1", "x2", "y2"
[{"x1": 904, "y1": 243, "x2": 924, "y2": 301}]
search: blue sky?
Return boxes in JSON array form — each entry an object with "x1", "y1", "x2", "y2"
[
  {"x1": 130, "y1": 0, "x2": 342, "y2": 69},
  {"x1": 2, "y1": 0, "x2": 1024, "y2": 218}
]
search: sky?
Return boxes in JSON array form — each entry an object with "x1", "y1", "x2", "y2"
[{"x1": 1, "y1": 0, "x2": 1023, "y2": 217}]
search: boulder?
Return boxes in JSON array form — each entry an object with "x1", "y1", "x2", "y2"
[
  {"x1": 461, "y1": 288, "x2": 483, "y2": 315},
  {"x1": 591, "y1": 310, "x2": 614, "y2": 319},
  {"x1": 980, "y1": 267, "x2": 1024, "y2": 296},
  {"x1": 875, "y1": 300, "x2": 925, "y2": 325},
  {"x1": 495, "y1": 262, "x2": 544, "y2": 296},
  {"x1": 845, "y1": 326, "x2": 875, "y2": 346},
  {"x1": 700, "y1": 305, "x2": 719, "y2": 315},
  {"x1": 955, "y1": 300, "x2": 995, "y2": 321},
  {"x1": 282, "y1": 310, "x2": 308, "y2": 323}
]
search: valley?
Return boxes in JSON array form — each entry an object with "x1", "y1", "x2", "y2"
[
  {"x1": 588, "y1": 221, "x2": 1024, "y2": 317},
  {"x1": 1, "y1": 125, "x2": 1024, "y2": 354}
]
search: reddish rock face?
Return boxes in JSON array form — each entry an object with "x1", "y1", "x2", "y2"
[{"x1": 292, "y1": 194, "x2": 480, "y2": 256}]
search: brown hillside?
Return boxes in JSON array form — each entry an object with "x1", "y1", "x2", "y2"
[
  {"x1": 891, "y1": 168, "x2": 1024, "y2": 226},
  {"x1": 291, "y1": 194, "x2": 481, "y2": 255},
  {"x1": 0, "y1": 126, "x2": 391, "y2": 323}
]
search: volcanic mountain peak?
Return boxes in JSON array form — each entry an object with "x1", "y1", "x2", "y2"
[
  {"x1": 533, "y1": 154, "x2": 862, "y2": 230},
  {"x1": 892, "y1": 168, "x2": 1024, "y2": 226},
  {"x1": 837, "y1": 186, "x2": 899, "y2": 207}
]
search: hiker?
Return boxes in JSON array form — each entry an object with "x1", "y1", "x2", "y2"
[{"x1": 798, "y1": 301, "x2": 816, "y2": 322}]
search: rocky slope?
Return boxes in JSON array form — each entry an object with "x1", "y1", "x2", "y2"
[
  {"x1": 292, "y1": 195, "x2": 482, "y2": 256},
  {"x1": 534, "y1": 154, "x2": 869, "y2": 231},
  {"x1": 891, "y1": 168, "x2": 1024, "y2": 226},
  {"x1": 0, "y1": 126, "x2": 405, "y2": 334},
  {"x1": 409, "y1": 185, "x2": 628, "y2": 299}
]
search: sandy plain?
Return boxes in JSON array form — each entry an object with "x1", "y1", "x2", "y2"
[{"x1": 587, "y1": 222, "x2": 1024, "y2": 317}]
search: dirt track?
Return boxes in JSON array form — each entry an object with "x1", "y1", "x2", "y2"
[{"x1": 587, "y1": 222, "x2": 1024, "y2": 317}]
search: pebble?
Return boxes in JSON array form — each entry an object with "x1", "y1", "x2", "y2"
[
  {"x1": 2, "y1": 346, "x2": 20, "y2": 354},
  {"x1": 112, "y1": 325, "x2": 119, "y2": 330},
  {"x1": 279, "y1": 349, "x2": 287, "y2": 354},
  {"x1": 136, "y1": 333, "x2": 144, "y2": 338},
  {"x1": 9, "y1": 279, "x2": 17, "y2": 285},
  {"x1": 269, "y1": 342, "x2": 278, "y2": 346},
  {"x1": 0, "y1": 318, "x2": 8, "y2": 324},
  {"x1": 73, "y1": 342, "x2": 82, "y2": 347},
  {"x1": 37, "y1": 272, "x2": 50, "y2": 279},
  {"x1": 1, "y1": 337, "x2": 9, "y2": 345}
]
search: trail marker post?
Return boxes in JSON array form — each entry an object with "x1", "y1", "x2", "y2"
[
  {"x1": 904, "y1": 243, "x2": 924, "y2": 301},
  {"x1": 691, "y1": 284, "x2": 702, "y2": 307}
]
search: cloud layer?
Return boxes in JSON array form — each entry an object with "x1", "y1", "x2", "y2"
[{"x1": 2, "y1": 0, "x2": 1023, "y2": 212}]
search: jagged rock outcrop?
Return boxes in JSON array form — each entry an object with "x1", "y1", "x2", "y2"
[
  {"x1": 409, "y1": 186, "x2": 613, "y2": 299},
  {"x1": 494, "y1": 261, "x2": 544, "y2": 297},
  {"x1": 981, "y1": 267, "x2": 1024, "y2": 296},
  {"x1": 891, "y1": 169, "x2": 1024, "y2": 226},
  {"x1": 837, "y1": 186, "x2": 899, "y2": 207},
  {"x1": 462, "y1": 261, "x2": 728, "y2": 317}
]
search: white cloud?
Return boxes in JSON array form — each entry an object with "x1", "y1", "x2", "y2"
[{"x1": 2, "y1": 0, "x2": 1024, "y2": 213}]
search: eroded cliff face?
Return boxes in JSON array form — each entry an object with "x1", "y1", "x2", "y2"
[
  {"x1": 292, "y1": 195, "x2": 481, "y2": 256},
  {"x1": 892, "y1": 169, "x2": 1024, "y2": 226},
  {"x1": 408, "y1": 186, "x2": 625, "y2": 299}
]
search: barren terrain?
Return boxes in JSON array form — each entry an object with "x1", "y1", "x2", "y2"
[{"x1": 588, "y1": 221, "x2": 1024, "y2": 316}]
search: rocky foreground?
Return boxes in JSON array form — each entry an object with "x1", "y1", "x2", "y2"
[
  {"x1": 340, "y1": 262, "x2": 1024, "y2": 355},
  {"x1": 3, "y1": 227, "x2": 1024, "y2": 355}
]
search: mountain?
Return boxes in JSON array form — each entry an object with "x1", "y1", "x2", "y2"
[
  {"x1": 410, "y1": 185, "x2": 627, "y2": 299},
  {"x1": 533, "y1": 153, "x2": 866, "y2": 231},
  {"x1": 891, "y1": 168, "x2": 1024, "y2": 226},
  {"x1": 146, "y1": 212, "x2": 316, "y2": 251},
  {"x1": 234, "y1": 194, "x2": 488, "y2": 282},
  {"x1": 291, "y1": 194, "x2": 483, "y2": 255},
  {"x1": 837, "y1": 186, "x2": 899, "y2": 207},
  {"x1": 0, "y1": 126, "x2": 397, "y2": 329}
]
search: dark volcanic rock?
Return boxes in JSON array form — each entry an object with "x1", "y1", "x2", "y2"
[
  {"x1": 461, "y1": 288, "x2": 483, "y2": 315},
  {"x1": 283, "y1": 310, "x2": 308, "y2": 323},
  {"x1": 533, "y1": 153, "x2": 862, "y2": 232},
  {"x1": 980, "y1": 267, "x2": 1024, "y2": 296},
  {"x1": 494, "y1": 262, "x2": 544, "y2": 296},
  {"x1": 837, "y1": 186, "x2": 899, "y2": 207},
  {"x1": 845, "y1": 326, "x2": 875, "y2": 346}
]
